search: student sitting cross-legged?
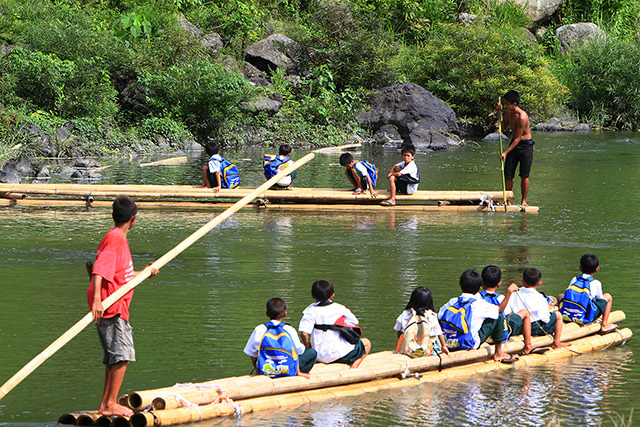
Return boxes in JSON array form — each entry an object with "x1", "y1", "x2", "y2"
[
  {"x1": 243, "y1": 297, "x2": 316, "y2": 379},
  {"x1": 299, "y1": 279, "x2": 371, "y2": 369},
  {"x1": 438, "y1": 269, "x2": 517, "y2": 363}
]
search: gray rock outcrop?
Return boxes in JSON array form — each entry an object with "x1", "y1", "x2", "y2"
[
  {"x1": 556, "y1": 23, "x2": 605, "y2": 53},
  {"x1": 245, "y1": 34, "x2": 299, "y2": 74},
  {"x1": 506, "y1": 0, "x2": 564, "y2": 26}
]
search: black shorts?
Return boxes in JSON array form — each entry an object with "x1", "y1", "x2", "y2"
[
  {"x1": 505, "y1": 140, "x2": 534, "y2": 179},
  {"x1": 346, "y1": 168, "x2": 369, "y2": 190},
  {"x1": 396, "y1": 174, "x2": 416, "y2": 194}
]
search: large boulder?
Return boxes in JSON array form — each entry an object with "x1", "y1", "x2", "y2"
[
  {"x1": 502, "y1": 0, "x2": 563, "y2": 26},
  {"x1": 556, "y1": 23, "x2": 605, "y2": 53},
  {"x1": 245, "y1": 34, "x2": 299, "y2": 74},
  {"x1": 357, "y1": 83, "x2": 459, "y2": 151},
  {"x1": 202, "y1": 32, "x2": 223, "y2": 55}
]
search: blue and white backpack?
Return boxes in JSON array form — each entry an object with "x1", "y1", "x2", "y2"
[
  {"x1": 263, "y1": 156, "x2": 291, "y2": 180},
  {"x1": 220, "y1": 158, "x2": 240, "y2": 189},
  {"x1": 257, "y1": 322, "x2": 299, "y2": 378},
  {"x1": 439, "y1": 297, "x2": 476, "y2": 350},
  {"x1": 479, "y1": 290, "x2": 510, "y2": 342},
  {"x1": 356, "y1": 161, "x2": 378, "y2": 187},
  {"x1": 559, "y1": 275, "x2": 599, "y2": 324}
]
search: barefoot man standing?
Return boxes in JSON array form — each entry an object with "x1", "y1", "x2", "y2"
[{"x1": 497, "y1": 90, "x2": 534, "y2": 206}]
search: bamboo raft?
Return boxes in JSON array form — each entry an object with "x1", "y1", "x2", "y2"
[
  {"x1": 0, "y1": 184, "x2": 539, "y2": 212},
  {"x1": 59, "y1": 311, "x2": 630, "y2": 427}
]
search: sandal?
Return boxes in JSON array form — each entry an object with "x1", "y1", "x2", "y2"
[
  {"x1": 498, "y1": 354, "x2": 519, "y2": 364},
  {"x1": 599, "y1": 324, "x2": 619, "y2": 335},
  {"x1": 380, "y1": 200, "x2": 396, "y2": 206},
  {"x1": 353, "y1": 189, "x2": 363, "y2": 195},
  {"x1": 519, "y1": 347, "x2": 551, "y2": 356}
]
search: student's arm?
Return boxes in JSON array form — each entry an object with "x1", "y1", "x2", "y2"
[
  {"x1": 388, "y1": 163, "x2": 402, "y2": 178},
  {"x1": 212, "y1": 171, "x2": 221, "y2": 193},
  {"x1": 301, "y1": 332, "x2": 311, "y2": 349},
  {"x1": 366, "y1": 175, "x2": 378, "y2": 198},
  {"x1": 438, "y1": 335, "x2": 450, "y2": 355},
  {"x1": 91, "y1": 275, "x2": 104, "y2": 323},
  {"x1": 499, "y1": 283, "x2": 520, "y2": 313},
  {"x1": 264, "y1": 153, "x2": 274, "y2": 158},
  {"x1": 250, "y1": 356, "x2": 258, "y2": 372}
]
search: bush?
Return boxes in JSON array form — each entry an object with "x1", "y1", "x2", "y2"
[
  {"x1": 138, "y1": 116, "x2": 192, "y2": 145},
  {"x1": 140, "y1": 60, "x2": 257, "y2": 143},
  {"x1": 552, "y1": 36, "x2": 640, "y2": 129},
  {"x1": 399, "y1": 23, "x2": 566, "y2": 127}
]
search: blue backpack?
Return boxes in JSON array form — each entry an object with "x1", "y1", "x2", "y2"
[
  {"x1": 257, "y1": 322, "x2": 299, "y2": 378},
  {"x1": 220, "y1": 158, "x2": 240, "y2": 189},
  {"x1": 559, "y1": 275, "x2": 599, "y2": 324},
  {"x1": 356, "y1": 161, "x2": 378, "y2": 187},
  {"x1": 263, "y1": 156, "x2": 295, "y2": 180},
  {"x1": 479, "y1": 291, "x2": 510, "y2": 342},
  {"x1": 439, "y1": 297, "x2": 476, "y2": 350}
]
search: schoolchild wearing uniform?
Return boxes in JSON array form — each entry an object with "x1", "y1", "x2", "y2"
[
  {"x1": 263, "y1": 144, "x2": 296, "y2": 190},
  {"x1": 202, "y1": 142, "x2": 240, "y2": 192},
  {"x1": 299, "y1": 279, "x2": 371, "y2": 369},
  {"x1": 507, "y1": 268, "x2": 568, "y2": 349},
  {"x1": 480, "y1": 265, "x2": 535, "y2": 355},
  {"x1": 558, "y1": 253, "x2": 616, "y2": 334},
  {"x1": 394, "y1": 286, "x2": 450, "y2": 356},
  {"x1": 381, "y1": 144, "x2": 419, "y2": 206},
  {"x1": 243, "y1": 297, "x2": 316, "y2": 378},
  {"x1": 88, "y1": 195, "x2": 159, "y2": 416},
  {"x1": 339, "y1": 152, "x2": 378, "y2": 198},
  {"x1": 438, "y1": 269, "x2": 516, "y2": 363}
]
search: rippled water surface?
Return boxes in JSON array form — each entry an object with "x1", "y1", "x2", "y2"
[{"x1": 0, "y1": 132, "x2": 639, "y2": 426}]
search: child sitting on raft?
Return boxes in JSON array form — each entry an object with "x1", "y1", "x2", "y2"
[
  {"x1": 299, "y1": 279, "x2": 371, "y2": 369},
  {"x1": 380, "y1": 144, "x2": 419, "y2": 206},
  {"x1": 559, "y1": 253, "x2": 616, "y2": 334},
  {"x1": 438, "y1": 269, "x2": 517, "y2": 363},
  {"x1": 243, "y1": 297, "x2": 316, "y2": 378},
  {"x1": 394, "y1": 286, "x2": 449, "y2": 357},
  {"x1": 339, "y1": 152, "x2": 378, "y2": 198},
  {"x1": 263, "y1": 144, "x2": 296, "y2": 190}
]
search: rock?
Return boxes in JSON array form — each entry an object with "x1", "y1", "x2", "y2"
[
  {"x1": 536, "y1": 27, "x2": 548, "y2": 40},
  {"x1": 0, "y1": 45, "x2": 15, "y2": 57},
  {"x1": 71, "y1": 158, "x2": 101, "y2": 169},
  {"x1": 178, "y1": 16, "x2": 201, "y2": 37},
  {"x1": 483, "y1": 132, "x2": 510, "y2": 142},
  {"x1": 6, "y1": 158, "x2": 35, "y2": 177},
  {"x1": 55, "y1": 127, "x2": 71, "y2": 143},
  {"x1": 184, "y1": 140, "x2": 202, "y2": 152},
  {"x1": 118, "y1": 79, "x2": 150, "y2": 115},
  {"x1": 241, "y1": 92, "x2": 283, "y2": 115},
  {"x1": 521, "y1": 27, "x2": 537, "y2": 42},
  {"x1": 556, "y1": 23, "x2": 605, "y2": 54},
  {"x1": 245, "y1": 34, "x2": 299, "y2": 74},
  {"x1": 458, "y1": 13, "x2": 479, "y2": 26},
  {"x1": 243, "y1": 62, "x2": 272, "y2": 88},
  {"x1": 373, "y1": 124, "x2": 403, "y2": 147},
  {"x1": 54, "y1": 165, "x2": 78, "y2": 179},
  {"x1": 36, "y1": 166, "x2": 51, "y2": 179},
  {"x1": 406, "y1": 128, "x2": 458, "y2": 152},
  {"x1": 153, "y1": 134, "x2": 171, "y2": 150},
  {"x1": 503, "y1": 0, "x2": 563, "y2": 25},
  {"x1": 202, "y1": 32, "x2": 223, "y2": 54},
  {"x1": 533, "y1": 118, "x2": 563, "y2": 131},
  {"x1": 357, "y1": 82, "x2": 459, "y2": 151},
  {"x1": 572, "y1": 123, "x2": 590, "y2": 132},
  {"x1": 0, "y1": 169, "x2": 21, "y2": 183}
]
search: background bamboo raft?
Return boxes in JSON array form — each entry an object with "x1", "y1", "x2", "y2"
[{"x1": 58, "y1": 312, "x2": 629, "y2": 426}]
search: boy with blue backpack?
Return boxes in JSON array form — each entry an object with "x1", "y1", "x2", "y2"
[
  {"x1": 243, "y1": 297, "x2": 316, "y2": 378},
  {"x1": 202, "y1": 142, "x2": 240, "y2": 192},
  {"x1": 559, "y1": 254, "x2": 616, "y2": 334},
  {"x1": 339, "y1": 152, "x2": 378, "y2": 198},
  {"x1": 263, "y1": 144, "x2": 296, "y2": 190},
  {"x1": 438, "y1": 269, "x2": 517, "y2": 363}
]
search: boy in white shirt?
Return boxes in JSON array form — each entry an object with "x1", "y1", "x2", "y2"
[
  {"x1": 381, "y1": 144, "x2": 420, "y2": 206},
  {"x1": 507, "y1": 268, "x2": 568, "y2": 349},
  {"x1": 243, "y1": 297, "x2": 316, "y2": 378},
  {"x1": 299, "y1": 280, "x2": 371, "y2": 369}
]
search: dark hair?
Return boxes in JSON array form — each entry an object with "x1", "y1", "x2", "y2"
[
  {"x1": 460, "y1": 269, "x2": 483, "y2": 294},
  {"x1": 278, "y1": 144, "x2": 292, "y2": 156},
  {"x1": 312, "y1": 279, "x2": 334, "y2": 302},
  {"x1": 339, "y1": 152, "x2": 354, "y2": 166},
  {"x1": 522, "y1": 268, "x2": 542, "y2": 287},
  {"x1": 401, "y1": 144, "x2": 416, "y2": 156},
  {"x1": 503, "y1": 90, "x2": 520, "y2": 106},
  {"x1": 580, "y1": 253, "x2": 599, "y2": 274},
  {"x1": 405, "y1": 286, "x2": 435, "y2": 316},
  {"x1": 205, "y1": 142, "x2": 219, "y2": 156},
  {"x1": 112, "y1": 195, "x2": 137, "y2": 225},
  {"x1": 266, "y1": 297, "x2": 286, "y2": 319},
  {"x1": 481, "y1": 265, "x2": 502, "y2": 288}
]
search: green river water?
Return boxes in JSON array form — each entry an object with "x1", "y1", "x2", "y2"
[{"x1": 0, "y1": 132, "x2": 639, "y2": 426}]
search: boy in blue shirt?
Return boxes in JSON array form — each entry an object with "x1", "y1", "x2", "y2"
[{"x1": 339, "y1": 152, "x2": 378, "y2": 198}]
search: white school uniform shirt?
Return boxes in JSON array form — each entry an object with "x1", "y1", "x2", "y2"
[
  {"x1": 396, "y1": 160, "x2": 419, "y2": 194},
  {"x1": 505, "y1": 287, "x2": 550, "y2": 323},
  {"x1": 243, "y1": 320, "x2": 306, "y2": 358},
  {"x1": 298, "y1": 302, "x2": 358, "y2": 363},
  {"x1": 569, "y1": 274, "x2": 604, "y2": 300},
  {"x1": 438, "y1": 293, "x2": 499, "y2": 349},
  {"x1": 208, "y1": 154, "x2": 223, "y2": 174},
  {"x1": 394, "y1": 309, "x2": 443, "y2": 337}
]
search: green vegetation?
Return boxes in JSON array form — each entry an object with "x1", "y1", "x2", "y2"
[{"x1": 0, "y1": 0, "x2": 639, "y2": 164}]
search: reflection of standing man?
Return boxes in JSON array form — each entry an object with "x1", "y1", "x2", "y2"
[{"x1": 497, "y1": 90, "x2": 533, "y2": 206}]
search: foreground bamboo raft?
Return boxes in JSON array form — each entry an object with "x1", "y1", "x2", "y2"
[
  {"x1": 0, "y1": 183, "x2": 539, "y2": 212},
  {"x1": 59, "y1": 311, "x2": 630, "y2": 427}
]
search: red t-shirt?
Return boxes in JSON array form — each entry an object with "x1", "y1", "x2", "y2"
[{"x1": 87, "y1": 227, "x2": 135, "y2": 321}]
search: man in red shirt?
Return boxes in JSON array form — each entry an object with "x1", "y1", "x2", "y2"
[{"x1": 87, "y1": 196, "x2": 158, "y2": 416}]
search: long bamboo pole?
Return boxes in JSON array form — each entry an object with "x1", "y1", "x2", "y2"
[
  {"x1": 498, "y1": 97, "x2": 508, "y2": 213},
  {"x1": 0, "y1": 153, "x2": 315, "y2": 401}
]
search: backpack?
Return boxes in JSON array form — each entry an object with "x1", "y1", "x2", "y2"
[
  {"x1": 256, "y1": 322, "x2": 299, "y2": 378},
  {"x1": 356, "y1": 161, "x2": 378, "y2": 187},
  {"x1": 439, "y1": 297, "x2": 476, "y2": 350},
  {"x1": 395, "y1": 309, "x2": 434, "y2": 357},
  {"x1": 314, "y1": 315, "x2": 362, "y2": 345},
  {"x1": 263, "y1": 156, "x2": 291, "y2": 179},
  {"x1": 220, "y1": 158, "x2": 240, "y2": 189},
  {"x1": 479, "y1": 291, "x2": 510, "y2": 342},
  {"x1": 559, "y1": 275, "x2": 599, "y2": 324}
]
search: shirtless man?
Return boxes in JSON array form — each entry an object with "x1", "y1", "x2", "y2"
[{"x1": 497, "y1": 90, "x2": 533, "y2": 206}]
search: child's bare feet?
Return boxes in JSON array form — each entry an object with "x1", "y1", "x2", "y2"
[
  {"x1": 99, "y1": 404, "x2": 134, "y2": 417},
  {"x1": 298, "y1": 372, "x2": 311, "y2": 379},
  {"x1": 554, "y1": 342, "x2": 571, "y2": 350}
]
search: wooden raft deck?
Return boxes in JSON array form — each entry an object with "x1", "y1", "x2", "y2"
[{"x1": 58, "y1": 311, "x2": 630, "y2": 427}]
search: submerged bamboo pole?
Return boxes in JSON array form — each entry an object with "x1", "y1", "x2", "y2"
[
  {"x1": 129, "y1": 327, "x2": 632, "y2": 427},
  {"x1": 0, "y1": 153, "x2": 316, "y2": 401},
  {"x1": 139, "y1": 156, "x2": 187, "y2": 167}
]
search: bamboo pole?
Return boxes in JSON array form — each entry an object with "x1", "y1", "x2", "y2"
[
  {"x1": 129, "y1": 327, "x2": 631, "y2": 427},
  {"x1": 313, "y1": 143, "x2": 362, "y2": 153},
  {"x1": 139, "y1": 156, "x2": 188, "y2": 167},
  {"x1": 0, "y1": 153, "x2": 316, "y2": 401}
]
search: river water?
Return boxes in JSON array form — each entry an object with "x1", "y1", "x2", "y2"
[{"x1": 0, "y1": 132, "x2": 638, "y2": 426}]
